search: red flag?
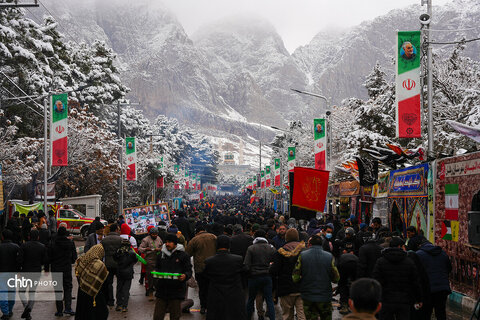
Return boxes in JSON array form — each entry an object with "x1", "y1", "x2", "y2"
[
  {"x1": 156, "y1": 177, "x2": 164, "y2": 188},
  {"x1": 292, "y1": 167, "x2": 329, "y2": 212}
]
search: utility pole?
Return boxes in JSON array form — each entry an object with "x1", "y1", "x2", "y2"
[
  {"x1": 117, "y1": 101, "x2": 123, "y2": 216},
  {"x1": 291, "y1": 88, "x2": 331, "y2": 170},
  {"x1": 43, "y1": 98, "x2": 48, "y2": 213},
  {"x1": 426, "y1": 0, "x2": 434, "y2": 158},
  {"x1": 116, "y1": 101, "x2": 140, "y2": 216}
]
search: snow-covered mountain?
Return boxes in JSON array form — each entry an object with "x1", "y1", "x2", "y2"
[
  {"x1": 292, "y1": 0, "x2": 480, "y2": 104},
  {"x1": 34, "y1": 0, "x2": 480, "y2": 161}
]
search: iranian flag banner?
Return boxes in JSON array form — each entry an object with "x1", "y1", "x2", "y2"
[
  {"x1": 445, "y1": 184, "x2": 459, "y2": 220},
  {"x1": 197, "y1": 178, "x2": 201, "y2": 190},
  {"x1": 314, "y1": 119, "x2": 327, "y2": 170},
  {"x1": 274, "y1": 158, "x2": 281, "y2": 186},
  {"x1": 261, "y1": 170, "x2": 265, "y2": 189},
  {"x1": 266, "y1": 166, "x2": 271, "y2": 187},
  {"x1": 288, "y1": 147, "x2": 296, "y2": 172},
  {"x1": 396, "y1": 31, "x2": 421, "y2": 138},
  {"x1": 125, "y1": 137, "x2": 137, "y2": 181},
  {"x1": 185, "y1": 169, "x2": 189, "y2": 190},
  {"x1": 192, "y1": 173, "x2": 196, "y2": 190},
  {"x1": 51, "y1": 93, "x2": 68, "y2": 166},
  {"x1": 253, "y1": 175, "x2": 257, "y2": 189}
]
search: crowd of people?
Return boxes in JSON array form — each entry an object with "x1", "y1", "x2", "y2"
[{"x1": 0, "y1": 194, "x2": 452, "y2": 320}]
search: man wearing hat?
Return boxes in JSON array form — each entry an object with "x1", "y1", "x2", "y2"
[
  {"x1": 139, "y1": 227, "x2": 163, "y2": 299},
  {"x1": 203, "y1": 235, "x2": 246, "y2": 320},
  {"x1": 153, "y1": 234, "x2": 192, "y2": 320}
]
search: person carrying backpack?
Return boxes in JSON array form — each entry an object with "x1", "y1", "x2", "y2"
[{"x1": 113, "y1": 239, "x2": 138, "y2": 312}]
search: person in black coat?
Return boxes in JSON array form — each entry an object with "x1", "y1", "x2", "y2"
[
  {"x1": 153, "y1": 233, "x2": 192, "y2": 320},
  {"x1": 373, "y1": 237, "x2": 422, "y2": 320},
  {"x1": 230, "y1": 225, "x2": 253, "y2": 259},
  {"x1": 50, "y1": 226, "x2": 77, "y2": 317},
  {"x1": 6, "y1": 211, "x2": 21, "y2": 244},
  {"x1": 0, "y1": 229, "x2": 22, "y2": 319},
  {"x1": 19, "y1": 229, "x2": 48, "y2": 320},
  {"x1": 203, "y1": 235, "x2": 247, "y2": 320},
  {"x1": 269, "y1": 229, "x2": 305, "y2": 320},
  {"x1": 113, "y1": 239, "x2": 138, "y2": 312},
  {"x1": 356, "y1": 232, "x2": 383, "y2": 278},
  {"x1": 416, "y1": 243, "x2": 452, "y2": 320},
  {"x1": 172, "y1": 211, "x2": 193, "y2": 241}
]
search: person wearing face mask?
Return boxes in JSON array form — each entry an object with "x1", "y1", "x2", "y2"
[
  {"x1": 321, "y1": 225, "x2": 334, "y2": 254},
  {"x1": 139, "y1": 227, "x2": 163, "y2": 300}
]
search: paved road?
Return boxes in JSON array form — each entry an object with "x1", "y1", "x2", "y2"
[{"x1": 6, "y1": 238, "x2": 471, "y2": 319}]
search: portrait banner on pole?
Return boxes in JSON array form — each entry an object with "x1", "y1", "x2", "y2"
[
  {"x1": 274, "y1": 159, "x2": 281, "y2": 186},
  {"x1": 314, "y1": 119, "x2": 327, "y2": 170},
  {"x1": 50, "y1": 93, "x2": 68, "y2": 166},
  {"x1": 288, "y1": 147, "x2": 296, "y2": 172},
  {"x1": 125, "y1": 137, "x2": 137, "y2": 181},
  {"x1": 396, "y1": 31, "x2": 421, "y2": 138}
]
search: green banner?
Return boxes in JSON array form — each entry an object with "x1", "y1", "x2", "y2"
[
  {"x1": 288, "y1": 147, "x2": 296, "y2": 161},
  {"x1": 125, "y1": 137, "x2": 135, "y2": 155},
  {"x1": 314, "y1": 119, "x2": 326, "y2": 140},
  {"x1": 397, "y1": 31, "x2": 421, "y2": 74},
  {"x1": 13, "y1": 203, "x2": 44, "y2": 215},
  {"x1": 51, "y1": 93, "x2": 68, "y2": 123},
  {"x1": 274, "y1": 158, "x2": 280, "y2": 170},
  {"x1": 266, "y1": 166, "x2": 271, "y2": 174}
]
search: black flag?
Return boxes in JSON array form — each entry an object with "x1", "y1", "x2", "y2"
[{"x1": 356, "y1": 157, "x2": 378, "y2": 186}]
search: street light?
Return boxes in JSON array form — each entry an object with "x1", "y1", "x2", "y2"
[{"x1": 291, "y1": 88, "x2": 332, "y2": 171}]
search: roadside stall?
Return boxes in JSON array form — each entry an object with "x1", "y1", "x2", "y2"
[
  {"x1": 387, "y1": 163, "x2": 429, "y2": 236},
  {"x1": 327, "y1": 182, "x2": 340, "y2": 216},
  {"x1": 339, "y1": 180, "x2": 360, "y2": 219},
  {"x1": 435, "y1": 151, "x2": 480, "y2": 298},
  {"x1": 372, "y1": 172, "x2": 389, "y2": 226}
]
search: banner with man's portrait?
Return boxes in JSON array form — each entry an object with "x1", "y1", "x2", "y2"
[{"x1": 123, "y1": 202, "x2": 169, "y2": 233}]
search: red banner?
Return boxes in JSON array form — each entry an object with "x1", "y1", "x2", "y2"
[
  {"x1": 126, "y1": 163, "x2": 136, "y2": 181},
  {"x1": 292, "y1": 167, "x2": 329, "y2": 212},
  {"x1": 397, "y1": 95, "x2": 421, "y2": 138},
  {"x1": 156, "y1": 177, "x2": 164, "y2": 189},
  {"x1": 52, "y1": 137, "x2": 68, "y2": 166}
]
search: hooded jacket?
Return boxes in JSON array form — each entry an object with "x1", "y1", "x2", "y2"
[
  {"x1": 372, "y1": 247, "x2": 422, "y2": 305},
  {"x1": 416, "y1": 243, "x2": 451, "y2": 293},
  {"x1": 270, "y1": 241, "x2": 305, "y2": 296},
  {"x1": 244, "y1": 237, "x2": 276, "y2": 277},
  {"x1": 154, "y1": 243, "x2": 192, "y2": 300}
]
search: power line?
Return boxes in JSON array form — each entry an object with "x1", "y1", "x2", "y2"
[
  {"x1": 0, "y1": 70, "x2": 46, "y2": 110},
  {"x1": 0, "y1": 85, "x2": 43, "y2": 116},
  {"x1": 430, "y1": 26, "x2": 480, "y2": 32},
  {"x1": 429, "y1": 37, "x2": 480, "y2": 45},
  {"x1": 37, "y1": 0, "x2": 81, "y2": 46}
]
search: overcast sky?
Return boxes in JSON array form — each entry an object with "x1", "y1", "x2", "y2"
[{"x1": 161, "y1": 0, "x2": 451, "y2": 53}]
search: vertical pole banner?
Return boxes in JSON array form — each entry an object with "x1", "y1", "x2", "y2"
[
  {"x1": 50, "y1": 93, "x2": 68, "y2": 166},
  {"x1": 396, "y1": 31, "x2": 421, "y2": 138},
  {"x1": 261, "y1": 170, "x2": 265, "y2": 189},
  {"x1": 174, "y1": 164, "x2": 180, "y2": 189},
  {"x1": 287, "y1": 147, "x2": 296, "y2": 172},
  {"x1": 274, "y1": 158, "x2": 281, "y2": 186},
  {"x1": 314, "y1": 119, "x2": 327, "y2": 170},
  {"x1": 185, "y1": 169, "x2": 189, "y2": 190},
  {"x1": 253, "y1": 175, "x2": 257, "y2": 189},
  {"x1": 125, "y1": 137, "x2": 137, "y2": 181},
  {"x1": 266, "y1": 166, "x2": 271, "y2": 187}
]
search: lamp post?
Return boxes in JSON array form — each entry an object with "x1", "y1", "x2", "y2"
[{"x1": 291, "y1": 88, "x2": 332, "y2": 170}]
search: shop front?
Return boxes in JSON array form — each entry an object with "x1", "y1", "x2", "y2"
[
  {"x1": 372, "y1": 172, "x2": 389, "y2": 226},
  {"x1": 339, "y1": 180, "x2": 360, "y2": 219},
  {"x1": 435, "y1": 151, "x2": 480, "y2": 298},
  {"x1": 387, "y1": 163, "x2": 429, "y2": 237}
]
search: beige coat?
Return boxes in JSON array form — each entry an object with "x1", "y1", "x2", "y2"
[
  {"x1": 186, "y1": 231, "x2": 217, "y2": 273},
  {"x1": 139, "y1": 235, "x2": 163, "y2": 265}
]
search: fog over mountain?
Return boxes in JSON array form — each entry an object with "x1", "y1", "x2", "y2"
[{"x1": 33, "y1": 0, "x2": 480, "y2": 162}]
